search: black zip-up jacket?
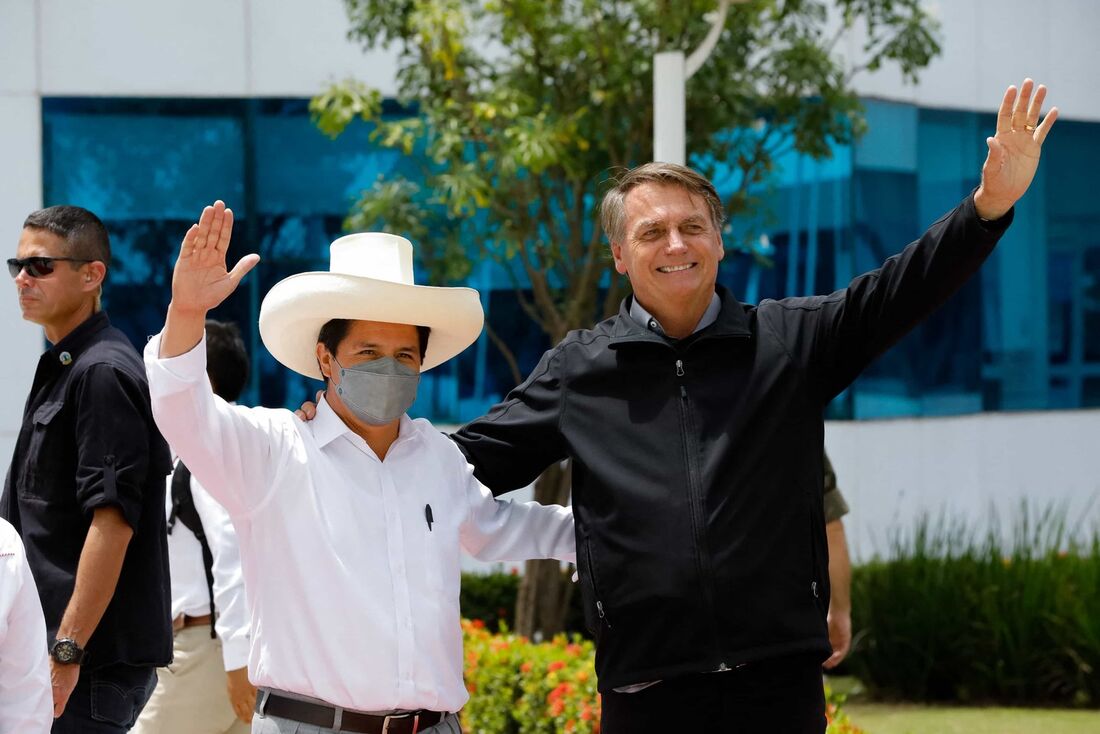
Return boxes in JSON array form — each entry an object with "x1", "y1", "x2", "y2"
[{"x1": 452, "y1": 194, "x2": 1012, "y2": 691}]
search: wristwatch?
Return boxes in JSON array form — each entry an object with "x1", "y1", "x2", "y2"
[{"x1": 49, "y1": 637, "x2": 86, "y2": 665}]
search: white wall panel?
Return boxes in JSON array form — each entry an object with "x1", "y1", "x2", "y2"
[
  {"x1": 38, "y1": 0, "x2": 248, "y2": 96},
  {"x1": 849, "y1": 0, "x2": 1100, "y2": 122},
  {"x1": 0, "y1": 94, "x2": 45, "y2": 469},
  {"x1": 249, "y1": 0, "x2": 398, "y2": 97},
  {"x1": 0, "y1": 0, "x2": 38, "y2": 94},
  {"x1": 826, "y1": 410, "x2": 1100, "y2": 561}
]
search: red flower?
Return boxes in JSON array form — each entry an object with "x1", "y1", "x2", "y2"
[{"x1": 548, "y1": 660, "x2": 566, "y2": 672}]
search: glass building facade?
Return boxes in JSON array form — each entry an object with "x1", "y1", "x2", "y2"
[{"x1": 41, "y1": 97, "x2": 1100, "y2": 422}]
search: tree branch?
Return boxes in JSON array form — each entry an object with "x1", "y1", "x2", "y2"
[{"x1": 485, "y1": 322, "x2": 523, "y2": 387}]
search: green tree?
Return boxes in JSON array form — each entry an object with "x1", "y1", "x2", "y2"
[{"x1": 312, "y1": 0, "x2": 940, "y2": 637}]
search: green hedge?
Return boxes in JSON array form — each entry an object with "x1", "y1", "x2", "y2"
[
  {"x1": 460, "y1": 570, "x2": 522, "y2": 632},
  {"x1": 848, "y1": 505, "x2": 1100, "y2": 706},
  {"x1": 460, "y1": 571, "x2": 589, "y2": 638}
]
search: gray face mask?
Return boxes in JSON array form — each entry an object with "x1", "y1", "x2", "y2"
[{"x1": 331, "y1": 356, "x2": 420, "y2": 426}]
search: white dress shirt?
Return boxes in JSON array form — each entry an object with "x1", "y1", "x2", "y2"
[
  {"x1": 165, "y1": 465, "x2": 251, "y2": 670},
  {"x1": 0, "y1": 518, "x2": 52, "y2": 733},
  {"x1": 144, "y1": 332, "x2": 576, "y2": 714}
]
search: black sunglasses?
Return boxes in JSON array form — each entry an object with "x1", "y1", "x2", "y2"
[{"x1": 7, "y1": 256, "x2": 96, "y2": 279}]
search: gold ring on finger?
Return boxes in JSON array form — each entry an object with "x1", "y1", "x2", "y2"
[{"x1": 1025, "y1": 124, "x2": 1036, "y2": 132}]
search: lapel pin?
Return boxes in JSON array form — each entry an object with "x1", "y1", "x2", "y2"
[{"x1": 59, "y1": 351, "x2": 72, "y2": 366}]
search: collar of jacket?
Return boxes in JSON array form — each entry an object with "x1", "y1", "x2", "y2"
[
  {"x1": 44, "y1": 310, "x2": 111, "y2": 363},
  {"x1": 608, "y1": 285, "x2": 752, "y2": 348}
]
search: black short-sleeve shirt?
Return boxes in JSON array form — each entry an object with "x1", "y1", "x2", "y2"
[{"x1": 0, "y1": 311, "x2": 173, "y2": 669}]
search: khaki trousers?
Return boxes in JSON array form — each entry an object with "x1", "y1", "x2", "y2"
[{"x1": 132, "y1": 626, "x2": 250, "y2": 734}]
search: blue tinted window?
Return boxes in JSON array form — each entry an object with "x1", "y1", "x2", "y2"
[{"x1": 41, "y1": 96, "x2": 1100, "y2": 421}]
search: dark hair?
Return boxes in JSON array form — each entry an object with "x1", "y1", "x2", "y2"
[
  {"x1": 23, "y1": 205, "x2": 111, "y2": 271},
  {"x1": 205, "y1": 319, "x2": 250, "y2": 402},
  {"x1": 599, "y1": 162, "x2": 725, "y2": 244},
  {"x1": 317, "y1": 319, "x2": 431, "y2": 362}
]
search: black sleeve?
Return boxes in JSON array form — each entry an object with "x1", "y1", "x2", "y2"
[
  {"x1": 72, "y1": 363, "x2": 154, "y2": 530},
  {"x1": 450, "y1": 345, "x2": 570, "y2": 496},
  {"x1": 767, "y1": 191, "x2": 1013, "y2": 404}
]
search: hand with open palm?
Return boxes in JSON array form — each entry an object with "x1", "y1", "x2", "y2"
[
  {"x1": 161, "y1": 201, "x2": 259, "y2": 358},
  {"x1": 974, "y1": 79, "x2": 1059, "y2": 221},
  {"x1": 171, "y1": 201, "x2": 259, "y2": 314}
]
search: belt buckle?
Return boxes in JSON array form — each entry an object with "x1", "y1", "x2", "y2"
[{"x1": 381, "y1": 712, "x2": 419, "y2": 734}]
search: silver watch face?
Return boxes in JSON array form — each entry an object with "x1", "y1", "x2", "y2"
[{"x1": 53, "y1": 640, "x2": 79, "y2": 663}]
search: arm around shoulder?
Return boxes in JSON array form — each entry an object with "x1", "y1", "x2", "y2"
[{"x1": 451, "y1": 344, "x2": 570, "y2": 495}]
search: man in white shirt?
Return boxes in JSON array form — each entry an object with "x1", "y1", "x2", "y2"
[
  {"x1": 144, "y1": 201, "x2": 575, "y2": 734},
  {"x1": 134, "y1": 320, "x2": 254, "y2": 734},
  {"x1": 0, "y1": 516, "x2": 52, "y2": 733}
]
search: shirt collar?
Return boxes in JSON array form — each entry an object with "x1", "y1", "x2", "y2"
[
  {"x1": 609, "y1": 285, "x2": 752, "y2": 346},
  {"x1": 309, "y1": 393, "x2": 417, "y2": 451},
  {"x1": 47, "y1": 311, "x2": 110, "y2": 359},
  {"x1": 629, "y1": 292, "x2": 722, "y2": 338}
]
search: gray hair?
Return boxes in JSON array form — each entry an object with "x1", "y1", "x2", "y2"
[{"x1": 599, "y1": 162, "x2": 725, "y2": 245}]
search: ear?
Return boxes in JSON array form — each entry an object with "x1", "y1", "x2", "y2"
[
  {"x1": 610, "y1": 241, "x2": 629, "y2": 275},
  {"x1": 82, "y1": 261, "x2": 107, "y2": 292},
  {"x1": 316, "y1": 342, "x2": 335, "y2": 383},
  {"x1": 716, "y1": 231, "x2": 726, "y2": 263}
]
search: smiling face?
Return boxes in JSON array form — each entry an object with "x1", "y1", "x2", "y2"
[{"x1": 610, "y1": 182, "x2": 725, "y2": 320}]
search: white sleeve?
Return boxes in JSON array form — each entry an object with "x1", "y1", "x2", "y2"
[
  {"x1": 458, "y1": 461, "x2": 576, "y2": 564},
  {"x1": 144, "y1": 330, "x2": 295, "y2": 519},
  {"x1": 0, "y1": 523, "x2": 52, "y2": 734},
  {"x1": 191, "y1": 477, "x2": 250, "y2": 671}
]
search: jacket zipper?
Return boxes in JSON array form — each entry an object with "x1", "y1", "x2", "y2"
[
  {"x1": 675, "y1": 357, "x2": 718, "y2": 647},
  {"x1": 584, "y1": 540, "x2": 612, "y2": 629},
  {"x1": 808, "y1": 512, "x2": 828, "y2": 631}
]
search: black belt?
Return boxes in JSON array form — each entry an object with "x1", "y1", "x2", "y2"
[{"x1": 257, "y1": 690, "x2": 446, "y2": 733}]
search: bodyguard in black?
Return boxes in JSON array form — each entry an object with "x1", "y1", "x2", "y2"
[
  {"x1": 452, "y1": 80, "x2": 1058, "y2": 732},
  {"x1": 1, "y1": 206, "x2": 173, "y2": 732}
]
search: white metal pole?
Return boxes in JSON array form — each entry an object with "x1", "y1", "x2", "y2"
[
  {"x1": 652, "y1": 0, "x2": 739, "y2": 165},
  {"x1": 653, "y1": 51, "x2": 687, "y2": 165}
]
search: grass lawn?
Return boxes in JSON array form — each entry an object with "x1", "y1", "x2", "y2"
[{"x1": 845, "y1": 703, "x2": 1100, "y2": 734}]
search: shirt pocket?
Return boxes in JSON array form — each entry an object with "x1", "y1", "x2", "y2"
[
  {"x1": 21, "y1": 400, "x2": 67, "y2": 502},
  {"x1": 421, "y1": 500, "x2": 461, "y2": 602}
]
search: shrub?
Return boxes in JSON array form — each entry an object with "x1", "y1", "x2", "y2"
[
  {"x1": 461, "y1": 619, "x2": 862, "y2": 733},
  {"x1": 461, "y1": 571, "x2": 521, "y2": 632},
  {"x1": 460, "y1": 571, "x2": 590, "y2": 640},
  {"x1": 848, "y1": 503, "x2": 1100, "y2": 706}
]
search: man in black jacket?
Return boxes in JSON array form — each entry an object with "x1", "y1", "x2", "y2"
[{"x1": 451, "y1": 79, "x2": 1058, "y2": 732}]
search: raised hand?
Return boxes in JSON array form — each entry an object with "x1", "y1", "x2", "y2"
[
  {"x1": 171, "y1": 201, "x2": 259, "y2": 315},
  {"x1": 974, "y1": 79, "x2": 1058, "y2": 221},
  {"x1": 160, "y1": 201, "x2": 260, "y2": 359}
]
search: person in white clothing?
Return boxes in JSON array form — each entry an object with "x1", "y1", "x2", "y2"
[
  {"x1": 144, "y1": 201, "x2": 576, "y2": 734},
  {"x1": 0, "y1": 516, "x2": 52, "y2": 733},
  {"x1": 134, "y1": 320, "x2": 255, "y2": 734}
]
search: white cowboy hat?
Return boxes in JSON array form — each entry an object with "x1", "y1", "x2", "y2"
[{"x1": 258, "y1": 233, "x2": 484, "y2": 379}]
